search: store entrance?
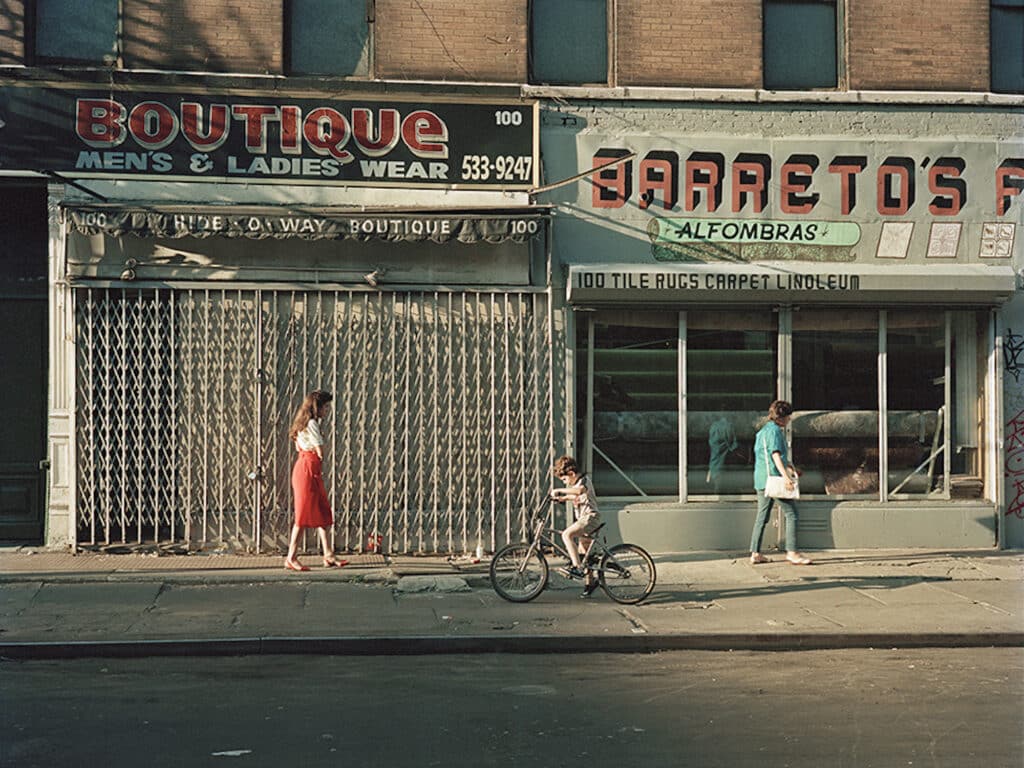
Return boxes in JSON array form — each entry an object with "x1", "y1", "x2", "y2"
[{"x1": 0, "y1": 184, "x2": 48, "y2": 542}]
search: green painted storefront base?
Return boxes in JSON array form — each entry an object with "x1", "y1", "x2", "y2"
[{"x1": 598, "y1": 500, "x2": 1000, "y2": 553}]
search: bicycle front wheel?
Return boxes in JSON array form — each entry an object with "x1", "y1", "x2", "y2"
[
  {"x1": 599, "y1": 544, "x2": 656, "y2": 604},
  {"x1": 490, "y1": 543, "x2": 549, "y2": 602}
]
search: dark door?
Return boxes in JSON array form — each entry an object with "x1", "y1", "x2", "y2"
[{"x1": 0, "y1": 184, "x2": 47, "y2": 542}]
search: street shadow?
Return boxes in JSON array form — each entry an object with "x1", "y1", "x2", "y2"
[
  {"x1": 648, "y1": 551, "x2": 748, "y2": 564},
  {"x1": 640, "y1": 575, "x2": 929, "y2": 607}
]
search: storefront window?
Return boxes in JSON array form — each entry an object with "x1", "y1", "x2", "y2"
[
  {"x1": 687, "y1": 311, "x2": 777, "y2": 496},
  {"x1": 574, "y1": 306, "x2": 992, "y2": 502},
  {"x1": 579, "y1": 312, "x2": 677, "y2": 496},
  {"x1": 950, "y1": 311, "x2": 988, "y2": 495},
  {"x1": 791, "y1": 310, "x2": 880, "y2": 495},
  {"x1": 887, "y1": 311, "x2": 946, "y2": 497}
]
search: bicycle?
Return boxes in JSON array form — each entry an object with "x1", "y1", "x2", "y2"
[{"x1": 489, "y1": 499, "x2": 657, "y2": 605}]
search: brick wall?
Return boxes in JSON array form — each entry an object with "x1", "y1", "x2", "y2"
[
  {"x1": 617, "y1": 0, "x2": 762, "y2": 88},
  {"x1": 376, "y1": 0, "x2": 526, "y2": 82},
  {"x1": 122, "y1": 0, "x2": 282, "y2": 74},
  {"x1": 0, "y1": 0, "x2": 25, "y2": 65},
  {"x1": 847, "y1": 0, "x2": 989, "y2": 91}
]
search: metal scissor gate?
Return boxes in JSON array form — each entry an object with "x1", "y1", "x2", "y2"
[{"x1": 74, "y1": 287, "x2": 555, "y2": 554}]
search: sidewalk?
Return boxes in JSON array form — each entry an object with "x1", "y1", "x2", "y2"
[{"x1": 1, "y1": 547, "x2": 1021, "y2": 658}]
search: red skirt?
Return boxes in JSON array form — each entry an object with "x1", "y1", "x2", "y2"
[{"x1": 291, "y1": 451, "x2": 333, "y2": 529}]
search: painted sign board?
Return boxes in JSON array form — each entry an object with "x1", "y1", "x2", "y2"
[
  {"x1": 0, "y1": 85, "x2": 539, "y2": 189},
  {"x1": 568, "y1": 263, "x2": 1016, "y2": 305},
  {"x1": 544, "y1": 134, "x2": 1023, "y2": 266},
  {"x1": 64, "y1": 204, "x2": 546, "y2": 243}
]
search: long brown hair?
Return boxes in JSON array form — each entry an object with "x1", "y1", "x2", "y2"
[
  {"x1": 288, "y1": 390, "x2": 333, "y2": 441},
  {"x1": 768, "y1": 399, "x2": 793, "y2": 422}
]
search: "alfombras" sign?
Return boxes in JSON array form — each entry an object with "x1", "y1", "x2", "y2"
[{"x1": 650, "y1": 217, "x2": 861, "y2": 246}]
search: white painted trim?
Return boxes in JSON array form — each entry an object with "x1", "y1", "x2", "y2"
[{"x1": 522, "y1": 84, "x2": 1024, "y2": 107}]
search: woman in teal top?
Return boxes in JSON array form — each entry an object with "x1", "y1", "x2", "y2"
[{"x1": 749, "y1": 400, "x2": 812, "y2": 566}]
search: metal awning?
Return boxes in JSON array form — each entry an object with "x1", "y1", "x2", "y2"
[
  {"x1": 568, "y1": 262, "x2": 1017, "y2": 305},
  {"x1": 62, "y1": 203, "x2": 549, "y2": 244}
]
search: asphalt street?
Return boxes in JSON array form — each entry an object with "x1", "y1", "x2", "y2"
[{"x1": 2, "y1": 648, "x2": 1020, "y2": 768}]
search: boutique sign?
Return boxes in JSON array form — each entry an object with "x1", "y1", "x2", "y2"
[
  {"x1": 64, "y1": 205, "x2": 546, "y2": 243},
  {"x1": 0, "y1": 86, "x2": 538, "y2": 188}
]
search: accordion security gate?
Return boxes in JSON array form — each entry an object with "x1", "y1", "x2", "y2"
[{"x1": 75, "y1": 287, "x2": 555, "y2": 554}]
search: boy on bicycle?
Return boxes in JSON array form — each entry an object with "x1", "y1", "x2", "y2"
[{"x1": 551, "y1": 455, "x2": 602, "y2": 598}]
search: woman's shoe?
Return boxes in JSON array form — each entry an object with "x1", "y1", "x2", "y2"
[
  {"x1": 284, "y1": 559, "x2": 309, "y2": 572},
  {"x1": 323, "y1": 558, "x2": 349, "y2": 568},
  {"x1": 750, "y1": 553, "x2": 770, "y2": 564},
  {"x1": 785, "y1": 553, "x2": 812, "y2": 565}
]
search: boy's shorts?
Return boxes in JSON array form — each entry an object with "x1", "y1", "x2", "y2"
[{"x1": 576, "y1": 510, "x2": 601, "y2": 534}]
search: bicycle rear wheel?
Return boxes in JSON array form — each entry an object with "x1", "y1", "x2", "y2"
[
  {"x1": 598, "y1": 544, "x2": 656, "y2": 604},
  {"x1": 490, "y1": 543, "x2": 549, "y2": 602}
]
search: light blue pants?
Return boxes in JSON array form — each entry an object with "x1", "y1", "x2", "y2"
[{"x1": 750, "y1": 490, "x2": 798, "y2": 553}]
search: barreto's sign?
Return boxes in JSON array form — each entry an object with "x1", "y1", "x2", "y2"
[
  {"x1": 589, "y1": 145, "x2": 1024, "y2": 217},
  {"x1": 0, "y1": 86, "x2": 538, "y2": 188}
]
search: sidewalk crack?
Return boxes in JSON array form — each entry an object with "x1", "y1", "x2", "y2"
[
  {"x1": 848, "y1": 586, "x2": 889, "y2": 606},
  {"x1": 799, "y1": 606, "x2": 846, "y2": 628},
  {"x1": 141, "y1": 583, "x2": 169, "y2": 614},
  {"x1": 923, "y1": 582, "x2": 1014, "y2": 615},
  {"x1": 616, "y1": 608, "x2": 648, "y2": 634}
]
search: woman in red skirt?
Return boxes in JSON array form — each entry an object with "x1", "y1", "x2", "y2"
[{"x1": 284, "y1": 389, "x2": 348, "y2": 571}]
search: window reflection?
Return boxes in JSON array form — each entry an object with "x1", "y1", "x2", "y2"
[
  {"x1": 579, "y1": 312, "x2": 677, "y2": 496},
  {"x1": 887, "y1": 312, "x2": 945, "y2": 496},
  {"x1": 573, "y1": 307, "x2": 990, "y2": 501},
  {"x1": 792, "y1": 310, "x2": 879, "y2": 495},
  {"x1": 687, "y1": 311, "x2": 777, "y2": 496}
]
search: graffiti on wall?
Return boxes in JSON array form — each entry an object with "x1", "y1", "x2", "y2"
[
  {"x1": 1006, "y1": 328, "x2": 1024, "y2": 383},
  {"x1": 1006, "y1": 408, "x2": 1024, "y2": 519},
  {"x1": 1005, "y1": 326, "x2": 1024, "y2": 520}
]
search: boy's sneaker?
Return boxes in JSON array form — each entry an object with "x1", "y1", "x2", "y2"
[
  {"x1": 580, "y1": 581, "x2": 599, "y2": 598},
  {"x1": 558, "y1": 565, "x2": 586, "y2": 580}
]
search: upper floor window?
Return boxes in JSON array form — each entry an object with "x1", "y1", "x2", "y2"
[
  {"x1": 763, "y1": 0, "x2": 838, "y2": 89},
  {"x1": 34, "y1": 0, "x2": 118, "y2": 65},
  {"x1": 991, "y1": 0, "x2": 1024, "y2": 93},
  {"x1": 530, "y1": 0, "x2": 608, "y2": 85},
  {"x1": 287, "y1": 0, "x2": 371, "y2": 77}
]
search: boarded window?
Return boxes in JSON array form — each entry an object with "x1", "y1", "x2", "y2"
[
  {"x1": 530, "y1": 0, "x2": 607, "y2": 85},
  {"x1": 35, "y1": 0, "x2": 118, "y2": 64},
  {"x1": 763, "y1": 0, "x2": 838, "y2": 89},
  {"x1": 288, "y1": 0, "x2": 370, "y2": 77},
  {"x1": 992, "y1": 0, "x2": 1024, "y2": 93}
]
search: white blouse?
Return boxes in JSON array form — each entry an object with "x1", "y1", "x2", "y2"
[{"x1": 295, "y1": 418, "x2": 324, "y2": 452}]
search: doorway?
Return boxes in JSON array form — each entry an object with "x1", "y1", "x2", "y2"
[{"x1": 0, "y1": 184, "x2": 48, "y2": 542}]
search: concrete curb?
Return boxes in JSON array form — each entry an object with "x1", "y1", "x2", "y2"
[
  {"x1": 2, "y1": 632, "x2": 1021, "y2": 660},
  {"x1": 0, "y1": 569, "x2": 402, "y2": 586}
]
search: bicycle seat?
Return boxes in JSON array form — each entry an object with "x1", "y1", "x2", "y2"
[{"x1": 590, "y1": 523, "x2": 606, "y2": 535}]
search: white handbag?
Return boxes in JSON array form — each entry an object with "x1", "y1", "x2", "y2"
[{"x1": 763, "y1": 442, "x2": 799, "y2": 499}]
